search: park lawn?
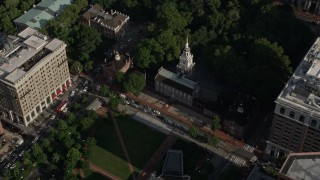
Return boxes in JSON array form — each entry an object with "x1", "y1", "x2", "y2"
[
  {"x1": 83, "y1": 169, "x2": 107, "y2": 180},
  {"x1": 91, "y1": 117, "x2": 131, "y2": 179},
  {"x1": 116, "y1": 116, "x2": 167, "y2": 172}
]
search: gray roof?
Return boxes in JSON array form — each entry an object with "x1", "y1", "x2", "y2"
[
  {"x1": 276, "y1": 37, "x2": 320, "y2": 123},
  {"x1": 155, "y1": 67, "x2": 198, "y2": 94},
  {"x1": 162, "y1": 150, "x2": 184, "y2": 176},
  {"x1": 0, "y1": 27, "x2": 65, "y2": 84},
  {"x1": 14, "y1": 0, "x2": 72, "y2": 29},
  {"x1": 86, "y1": 98, "x2": 102, "y2": 111},
  {"x1": 280, "y1": 152, "x2": 320, "y2": 180}
]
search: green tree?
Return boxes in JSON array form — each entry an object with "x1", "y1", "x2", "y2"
[
  {"x1": 70, "y1": 61, "x2": 83, "y2": 74},
  {"x1": 189, "y1": 125, "x2": 199, "y2": 138},
  {"x1": 208, "y1": 135, "x2": 220, "y2": 146},
  {"x1": 135, "y1": 38, "x2": 165, "y2": 68},
  {"x1": 123, "y1": 73, "x2": 146, "y2": 94},
  {"x1": 108, "y1": 93, "x2": 121, "y2": 110},
  {"x1": 64, "y1": 147, "x2": 82, "y2": 171},
  {"x1": 52, "y1": 152, "x2": 61, "y2": 164},
  {"x1": 80, "y1": 118, "x2": 94, "y2": 132},
  {"x1": 73, "y1": 24, "x2": 102, "y2": 61},
  {"x1": 246, "y1": 38, "x2": 292, "y2": 102},
  {"x1": 212, "y1": 115, "x2": 221, "y2": 131},
  {"x1": 101, "y1": 84, "x2": 110, "y2": 97},
  {"x1": 3, "y1": 169, "x2": 12, "y2": 180},
  {"x1": 84, "y1": 60, "x2": 94, "y2": 72}
]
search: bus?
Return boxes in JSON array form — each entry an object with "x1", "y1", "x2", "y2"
[{"x1": 56, "y1": 100, "x2": 68, "y2": 112}]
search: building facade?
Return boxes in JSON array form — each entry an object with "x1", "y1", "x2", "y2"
[
  {"x1": 82, "y1": 4, "x2": 130, "y2": 40},
  {"x1": 0, "y1": 27, "x2": 71, "y2": 126},
  {"x1": 155, "y1": 67, "x2": 200, "y2": 106},
  {"x1": 284, "y1": 0, "x2": 320, "y2": 14},
  {"x1": 177, "y1": 38, "x2": 195, "y2": 77},
  {"x1": 102, "y1": 51, "x2": 132, "y2": 82},
  {"x1": 266, "y1": 37, "x2": 320, "y2": 157}
]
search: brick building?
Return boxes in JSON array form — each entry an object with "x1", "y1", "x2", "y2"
[
  {"x1": 266, "y1": 37, "x2": 320, "y2": 157},
  {"x1": 82, "y1": 4, "x2": 130, "y2": 40}
]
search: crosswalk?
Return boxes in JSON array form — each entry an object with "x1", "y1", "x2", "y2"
[
  {"x1": 225, "y1": 154, "x2": 247, "y2": 167},
  {"x1": 242, "y1": 144, "x2": 255, "y2": 152}
]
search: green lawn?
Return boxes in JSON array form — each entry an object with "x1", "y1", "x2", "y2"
[
  {"x1": 91, "y1": 117, "x2": 131, "y2": 179},
  {"x1": 116, "y1": 116, "x2": 167, "y2": 172},
  {"x1": 91, "y1": 115, "x2": 166, "y2": 179},
  {"x1": 83, "y1": 169, "x2": 108, "y2": 180}
]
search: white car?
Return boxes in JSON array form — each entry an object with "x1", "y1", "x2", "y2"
[
  {"x1": 83, "y1": 86, "x2": 88, "y2": 92},
  {"x1": 70, "y1": 91, "x2": 75, "y2": 97},
  {"x1": 50, "y1": 115, "x2": 56, "y2": 120}
]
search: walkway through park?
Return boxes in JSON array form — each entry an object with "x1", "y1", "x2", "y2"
[
  {"x1": 138, "y1": 132, "x2": 177, "y2": 180},
  {"x1": 110, "y1": 110, "x2": 136, "y2": 179},
  {"x1": 90, "y1": 162, "x2": 121, "y2": 180}
]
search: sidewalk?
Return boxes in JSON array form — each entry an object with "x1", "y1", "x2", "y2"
[
  {"x1": 138, "y1": 133, "x2": 177, "y2": 180},
  {"x1": 125, "y1": 91, "x2": 245, "y2": 149}
]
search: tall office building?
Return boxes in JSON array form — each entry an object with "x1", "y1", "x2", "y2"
[
  {"x1": 0, "y1": 27, "x2": 71, "y2": 126},
  {"x1": 266, "y1": 38, "x2": 320, "y2": 158}
]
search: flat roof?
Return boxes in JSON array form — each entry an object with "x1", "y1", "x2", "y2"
[
  {"x1": 45, "y1": 38, "x2": 64, "y2": 51},
  {"x1": 14, "y1": 0, "x2": 72, "y2": 29},
  {"x1": 280, "y1": 152, "x2": 320, "y2": 180},
  {"x1": 276, "y1": 37, "x2": 320, "y2": 120},
  {"x1": 155, "y1": 67, "x2": 198, "y2": 94},
  {"x1": 162, "y1": 150, "x2": 184, "y2": 176},
  {"x1": 0, "y1": 28, "x2": 65, "y2": 84},
  {"x1": 82, "y1": 4, "x2": 129, "y2": 30}
]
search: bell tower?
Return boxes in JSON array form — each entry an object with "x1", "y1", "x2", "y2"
[{"x1": 177, "y1": 37, "x2": 195, "y2": 77}]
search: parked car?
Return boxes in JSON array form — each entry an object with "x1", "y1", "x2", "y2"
[
  {"x1": 70, "y1": 91, "x2": 75, "y2": 97},
  {"x1": 50, "y1": 115, "x2": 56, "y2": 120}
]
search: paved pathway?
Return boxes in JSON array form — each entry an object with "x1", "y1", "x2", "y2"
[
  {"x1": 138, "y1": 133, "x2": 177, "y2": 180},
  {"x1": 110, "y1": 111, "x2": 136, "y2": 179},
  {"x1": 90, "y1": 162, "x2": 121, "y2": 180}
]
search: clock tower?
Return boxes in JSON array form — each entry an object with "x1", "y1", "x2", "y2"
[{"x1": 177, "y1": 37, "x2": 195, "y2": 77}]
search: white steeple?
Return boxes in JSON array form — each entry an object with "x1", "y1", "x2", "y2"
[{"x1": 177, "y1": 36, "x2": 195, "y2": 77}]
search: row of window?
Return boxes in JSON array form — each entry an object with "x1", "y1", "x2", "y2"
[{"x1": 279, "y1": 107, "x2": 320, "y2": 127}]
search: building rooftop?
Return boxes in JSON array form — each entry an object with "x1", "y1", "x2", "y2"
[
  {"x1": 277, "y1": 37, "x2": 320, "y2": 118},
  {"x1": 155, "y1": 67, "x2": 198, "y2": 94},
  {"x1": 14, "y1": 0, "x2": 72, "y2": 29},
  {"x1": 162, "y1": 150, "x2": 184, "y2": 177},
  {"x1": 279, "y1": 152, "x2": 320, "y2": 180},
  {"x1": 0, "y1": 27, "x2": 65, "y2": 84},
  {"x1": 82, "y1": 4, "x2": 129, "y2": 30}
]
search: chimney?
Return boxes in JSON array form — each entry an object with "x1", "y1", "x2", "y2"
[{"x1": 0, "y1": 120, "x2": 4, "y2": 135}]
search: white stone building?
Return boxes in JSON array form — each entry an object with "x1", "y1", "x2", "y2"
[{"x1": 0, "y1": 27, "x2": 70, "y2": 126}]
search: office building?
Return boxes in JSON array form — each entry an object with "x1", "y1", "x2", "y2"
[
  {"x1": 82, "y1": 4, "x2": 130, "y2": 39},
  {"x1": 266, "y1": 37, "x2": 320, "y2": 157},
  {"x1": 0, "y1": 27, "x2": 70, "y2": 126},
  {"x1": 14, "y1": 0, "x2": 72, "y2": 30}
]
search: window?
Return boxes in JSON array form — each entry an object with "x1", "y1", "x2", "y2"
[
  {"x1": 311, "y1": 120, "x2": 317, "y2": 127},
  {"x1": 280, "y1": 107, "x2": 285, "y2": 114},
  {"x1": 289, "y1": 111, "x2": 295, "y2": 118},
  {"x1": 299, "y1": 115, "x2": 305, "y2": 122}
]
